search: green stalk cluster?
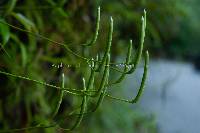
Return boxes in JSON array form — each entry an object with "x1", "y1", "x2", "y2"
[{"x1": 0, "y1": 7, "x2": 149, "y2": 132}]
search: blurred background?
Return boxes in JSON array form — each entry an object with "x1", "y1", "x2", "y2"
[{"x1": 0, "y1": 0, "x2": 200, "y2": 133}]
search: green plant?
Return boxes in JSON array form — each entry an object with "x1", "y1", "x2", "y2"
[{"x1": 0, "y1": 5, "x2": 149, "y2": 132}]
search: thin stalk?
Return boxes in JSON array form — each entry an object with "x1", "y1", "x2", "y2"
[
  {"x1": 0, "y1": 70, "x2": 96, "y2": 95},
  {"x1": 92, "y1": 67, "x2": 109, "y2": 112},
  {"x1": 127, "y1": 10, "x2": 146, "y2": 74},
  {"x1": 92, "y1": 53, "x2": 110, "y2": 97},
  {"x1": 82, "y1": 6, "x2": 100, "y2": 46},
  {"x1": 52, "y1": 73, "x2": 65, "y2": 118},
  {"x1": 86, "y1": 56, "x2": 98, "y2": 93},
  {"x1": 96, "y1": 17, "x2": 113, "y2": 72},
  {"x1": 70, "y1": 78, "x2": 87, "y2": 130},
  {"x1": 111, "y1": 40, "x2": 132, "y2": 84}
]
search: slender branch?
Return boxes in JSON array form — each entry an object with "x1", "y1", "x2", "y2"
[
  {"x1": 52, "y1": 73, "x2": 65, "y2": 118},
  {"x1": 106, "y1": 51, "x2": 149, "y2": 103},
  {"x1": 96, "y1": 17, "x2": 113, "y2": 72},
  {"x1": 82, "y1": 6, "x2": 100, "y2": 46}
]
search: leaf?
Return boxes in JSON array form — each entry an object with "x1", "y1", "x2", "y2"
[
  {"x1": 0, "y1": 19, "x2": 10, "y2": 46},
  {"x1": 11, "y1": 13, "x2": 37, "y2": 32}
]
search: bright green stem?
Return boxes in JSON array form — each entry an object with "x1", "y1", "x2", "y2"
[
  {"x1": 112, "y1": 40, "x2": 132, "y2": 84},
  {"x1": 52, "y1": 73, "x2": 65, "y2": 118},
  {"x1": 86, "y1": 55, "x2": 98, "y2": 93},
  {"x1": 96, "y1": 17, "x2": 113, "y2": 72},
  {"x1": 0, "y1": 70, "x2": 98, "y2": 95},
  {"x1": 131, "y1": 51, "x2": 149, "y2": 103},
  {"x1": 127, "y1": 10, "x2": 146, "y2": 74},
  {"x1": 93, "y1": 53, "x2": 110, "y2": 97},
  {"x1": 83, "y1": 6, "x2": 100, "y2": 46},
  {"x1": 70, "y1": 78, "x2": 87, "y2": 130}
]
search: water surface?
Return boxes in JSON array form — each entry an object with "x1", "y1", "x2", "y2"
[{"x1": 126, "y1": 59, "x2": 200, "y2": 133}]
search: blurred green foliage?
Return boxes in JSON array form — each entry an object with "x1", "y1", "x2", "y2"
[
  {"x1": 100, "y1": 0, "x2": 200, "y2": 59},
  {"x1": 1, "y1": 0, "x2": 198, "y2": 132}
]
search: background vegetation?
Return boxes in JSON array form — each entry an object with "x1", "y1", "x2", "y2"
[{"x1": 0, "y1": 0, "x2": 199, "y2": 132}]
